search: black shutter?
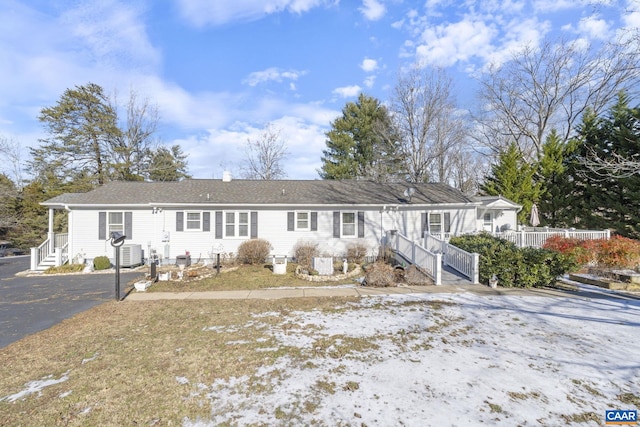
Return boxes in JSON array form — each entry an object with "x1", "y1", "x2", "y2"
[
  {"x1": 333, "y1": 211, "x2": 340, "y2": 238},
  {"x1": 98, "y1": 212, "x2": 106, "y2": 240},
  {"x1": 358, "y1": 211, "x2": 365, "y2": 238},
  {"x1": 287, "y1": 212, "x2": 294, "y2": 231},
  {"x1": 125, "y1": 212, "x2": 132, "y2": 240},
  {"x1": 203, "y1": 212, "x2": 211, "y2": 232},
  {"x1": 444, "y1": 212, "x2": 451, "y2": 233},
  {"x1": 250, "y1": 211, "x2": 258, "y2": 238},
  {"x1": 215, "y1": 211, "x2": 223, "y2": 239},
  {"x1": 311, "y1": 212, "x2": 317, "y2": 231},
  {"x1": 421, "y1": 212, "x2": 427, "y2": 236},
  {"x1": 176, "y1": 212, "x2": 184, "y2": 232}
]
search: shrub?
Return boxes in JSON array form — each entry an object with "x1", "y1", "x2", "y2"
[
  {"x1": 543, "y1": 235, "x2": 640, "y2": 269},
  {"x1": 404, "y1": 265, "x2": 434, "y2": 286},
  {"x1": 364, "y1": 261, "x2": 396, "y2": 287},
  {"x1": 346, "y1": 241, "x2": 368, "y2": 264},
  {"x1": 450, "y1": 233, "x2": 574, "y2": 288},
  {"x1": 237, "y1": 239, "x2": 273, "y2": 265},
  {"x1": 93, "y1": 256, "x2": 111, "y2": 271},
  {"x1": 293, "y1": 240, "x2": 319, "y2": 268}
]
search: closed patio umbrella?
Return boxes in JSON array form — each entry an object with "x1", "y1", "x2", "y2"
[{"x1": 530, "y1": 203, "x2": 540, "y2": 227}]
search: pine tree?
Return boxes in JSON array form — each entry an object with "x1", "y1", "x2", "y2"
[
  {"x1": 565, "y1": 93, "x2": 640, "y2": 237},
  {"x1": 535, "y1": 130, "x2": 576, "y2": 226},
  {"x1": 481, "y1": 142, "x2": 541, "y2": 224},
  {"x1": 319, "y1": 93, "x2": 401, "y2": 181}
]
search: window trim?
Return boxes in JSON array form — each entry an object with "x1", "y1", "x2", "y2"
[
  {"x1": 295, "y1": 211, "x2": 310, "y2": 231},
  {"x1": 108, "y1": 211, "x2": 124, "y2": 235},
  {"x1": 224, "y1": 211, "x2": 251, "y2": 239},
  {"x1": 341, "y1": 211, "x2": 357, "y2": 238},
  {"x1": 185, "y1": 211, "x2": 202, "y2": 231}
]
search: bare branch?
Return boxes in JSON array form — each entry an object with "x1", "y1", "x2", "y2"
[{"x1": 241, "y1": 124, "x2": 289, "y2": 180}]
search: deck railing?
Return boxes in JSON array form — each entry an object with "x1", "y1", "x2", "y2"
[{"x1": 391, "y1": 232, "x2": 442, "y2": 285}]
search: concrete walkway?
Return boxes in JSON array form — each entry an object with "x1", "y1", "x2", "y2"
[{"x1": 124, "y1": 283, "x2": 582, "y2": 301}]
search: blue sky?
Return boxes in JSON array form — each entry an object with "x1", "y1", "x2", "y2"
[{"x1": 1, "y1": 0, "x2": 639, "y2": 180}]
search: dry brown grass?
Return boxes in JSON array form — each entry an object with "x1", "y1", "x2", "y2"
[{"x1": 0, "y1": 297, "x2": 358, "y2": 426}]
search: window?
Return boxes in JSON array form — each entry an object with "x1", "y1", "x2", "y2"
[
  {"x1": 108, "y1": 212, "x2": 124, "y2": 235},
  {"x1": 225, "y1": 212, "x2": 235, "y2": 237},
  {"x1": 225, "y1": 211, "x2": 250, "y2": 238},
  {"x1": 186, "y1": 212, "x2": 201, "y2": 230},
  {"x1": 429, "y1": 213, "x2": 442, "y2": 234},
  {"x1": 483, "y1": 213, "x2": 492, "y2": 230},
  {"x1": 342, "y1": 212, "x2": 356, "y2": 237},
  {"x1": 296, "y1": 212, "x2": 309, "y2": 230}
]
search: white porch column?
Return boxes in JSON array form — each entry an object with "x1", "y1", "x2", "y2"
[{"x1": 48, "y1": 208, "x2": 55, "y2": 253}]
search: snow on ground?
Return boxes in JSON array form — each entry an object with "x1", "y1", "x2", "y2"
[{"x1": 183, "y1": 291, "x2": 640, "y2": 426}]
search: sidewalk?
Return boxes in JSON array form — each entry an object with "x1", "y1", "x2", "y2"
[{"x1": 124, "y1": 283, "x2": 576, "y2": 301}]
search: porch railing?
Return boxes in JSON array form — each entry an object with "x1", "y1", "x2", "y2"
[
  {"x1": 391, "y1": 232, "x2": 442, "y2": 285},
  {"x1": 30, "y1": 233, "x2": 69, "y2": 270},
  {"x1": 425, "y1": 233, "x2": 480, "y2": 284}
]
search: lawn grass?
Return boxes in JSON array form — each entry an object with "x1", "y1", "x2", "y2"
[
  {"x1": 0, "y1": 297, "x2": 358, "y2": 426},
  {"x1": 147, "y1": 262, "x2": 358, "y2": 292}
]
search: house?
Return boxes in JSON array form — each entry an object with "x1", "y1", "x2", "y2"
[{"x1": 36, "y1": 177, "x2": 522, "y2": 269}]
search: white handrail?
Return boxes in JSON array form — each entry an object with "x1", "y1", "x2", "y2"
[{"x1": 394, "y1": 233, "x2": 442, "y2": 285}]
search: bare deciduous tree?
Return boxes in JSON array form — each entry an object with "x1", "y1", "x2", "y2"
[
  {"x1": 474, "y1": 36, "x2": 640, "y2": 159},
  {"x1": 391, "y1": 66, "x2": 466, "y2": 183},
  {"x1": 0, "y1": 136, "x2": 24, "y2": 189},
  {"x1": 241, "y1": 124, "x2": 289, "y2": 180},
  {"x1": 110, "y1": 89, "x2": 159, "y2": 181}
]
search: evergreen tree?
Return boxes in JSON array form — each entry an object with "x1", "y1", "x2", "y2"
[
  {"x1": 320, "y1": 93, "x2": 401, "y2": 181},
  {"x1": 565, "y1": 93, "x2": 640, "y2": 237},
  {"x1": 148, "y1": 145, "x2": 191, "y2": 182},
  {"x1": 31, "y1": 83, "x2": 121, "y2": 187},
  {"x1": 481, "y1": 142, "x2": 541, "y2": 224},
  {"x1": 535, "y1": 130, "x2": 576, "y2": 227}
]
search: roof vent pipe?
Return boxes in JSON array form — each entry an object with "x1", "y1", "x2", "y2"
[{"x1": 222, "y1": 171, "x2": 232, "y2": 182}]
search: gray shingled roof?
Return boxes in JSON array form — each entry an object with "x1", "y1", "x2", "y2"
[{"x1": 42, "y1": 179, "x2": 476, "y2": 207}]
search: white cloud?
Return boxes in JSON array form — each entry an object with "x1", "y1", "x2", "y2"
[
  {"x1": 242, "y1": 67, "x2": 307, "y2": 87},
  {"x1": 332, "y1": 85, "x2": 362, "y2": 98},
  {"x1": 175, "y1": 0, "x2": 328, "y2": 26},
  {"x1": 364, "y1": 75, "x2": 376, "y2": 88},
  {"x1": 359, "y1": 0, "x2": 386, "y2": 21},
  {"x1": 622, "y1": 0, "x2": 640, "y2": 28},
  {"x1": 415, "y1": 18, "x2": 497, "y2": 67},
  {"x1": 360, "y1": 57, "x2": 378, "y2": 72}
]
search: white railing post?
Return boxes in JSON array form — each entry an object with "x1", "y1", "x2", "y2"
[
  {"x1": 472, "y1": 253, "x2": 480, "y2": 284},
  {"x1": 435, "y1": 253, "x2": 442, "y2": 285},
  {"x1": 54, "y1": 248, "x2": 63, "y2": 267},
  {"x1": 30, "y1": 247, "x2": 38, "y2": 271},
  {"x1": 412, "y1": 240, "x2": 416, "y2": 263}
]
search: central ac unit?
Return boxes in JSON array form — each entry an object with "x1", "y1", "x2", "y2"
[{"x1": 121, "y1": 244, "x2": 142, "y2": 267}]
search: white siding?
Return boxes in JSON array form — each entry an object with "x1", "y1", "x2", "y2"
[{"x1": 68, "y1": 205, "x2": 480, "y2": 263}]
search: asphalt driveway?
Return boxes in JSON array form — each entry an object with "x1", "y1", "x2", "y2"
[{"x1": 0, "y1": 256, "x2": 143, "y2": 349}]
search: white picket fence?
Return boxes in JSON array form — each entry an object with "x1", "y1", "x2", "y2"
[
  {"x1": 391, "y1": 232, "x2": 442, "y2": 285},
  {"x1": 495, "y1": 228, "x2": 610, "y2": 248}
]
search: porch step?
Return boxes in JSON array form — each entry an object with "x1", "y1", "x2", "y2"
[{"x1": 35, "y1": 255, "x2": 57, "y2": 271}]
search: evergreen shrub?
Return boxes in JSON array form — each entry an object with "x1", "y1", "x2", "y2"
[
  {"x1": 93, "y1": 256, "x2": 111, "y2": 271},
  {"x1": 449, "y1": 233, "x2": 574, "y2": 288},
  {"x1": 237, "y1": 239, "x2": 273, "y2": 265}
]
